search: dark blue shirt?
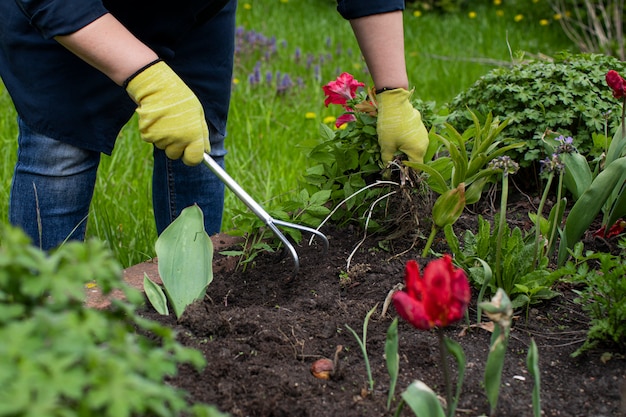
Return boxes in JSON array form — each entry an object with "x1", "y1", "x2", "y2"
[
  {"x1": 0, "y1": 0, "x2": 404, "y2": 154},
  {"x1": 0, "y1": 0, "x2": 236, "y2": 154}
]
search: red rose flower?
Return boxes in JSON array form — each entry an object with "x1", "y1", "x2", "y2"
[
  {"x1": 392, "y1": 255, "x2": 471, "y2": 330},
  {"x1": 606, "y1": 70, "x2": 626, "y2": 99}
]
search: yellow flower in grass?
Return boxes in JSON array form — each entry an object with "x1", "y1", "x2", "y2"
[
  {"x1": 514, "y1": 14, "x2": 524, "y2": 22},
  {"x1": 553, "y1": 13, "x2": 563, "y2": 20},
  {"x1": 496, "y1": 9, "x2": 504, "y2": 17},
  {"x1": 243, "y1": 3, "x2": 251, "y2": 10},
  {"x1": 280, "y1": 0, "x2": 288, "y2": 3},
  {"x1": 305, "y1": 112, "x2": 317, "y2": 120},
  {"x1": 468, "y1": 11, "x2": 477, "y2": 19},
  {"x1": 323, "y1": 116, "x2": 336, "y2": 125},
  {"x1": 540, "y1": 19, "x2": 549, "y2": 26},
  {"x1": 413, "y1": 10, "x2": 422, "y2": 17},
  {"x1": 493, "y1": 0, "x2": 501, "y2": 4}
]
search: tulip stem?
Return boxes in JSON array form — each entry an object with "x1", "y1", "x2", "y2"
[{"x1": 437, "y1": 327, "x2": 453, "y2": 417}]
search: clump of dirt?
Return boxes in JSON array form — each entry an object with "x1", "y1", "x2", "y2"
[{"x1": 138, "y1": 192, "x2": 626, "y2": 417}]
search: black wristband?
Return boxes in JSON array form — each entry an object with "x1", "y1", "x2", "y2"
[
  {"x1": 375, "y1": 87, "x2": 399, "y2": 95},
  {"x1": 122, "y1": 58, "x2": 163, "y2": 88}
]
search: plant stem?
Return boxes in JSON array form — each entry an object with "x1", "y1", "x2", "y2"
[
  {"x1": 533, "y1": 171, "x2": 553, "y2": 269},
  {"x1": 422, "y1": 224, "x2": 438, "y2": 258},
  {"x1": 621, "y1": 97, "x2": 625, "y2": 140},
  {"x1": 437, "y1": 327, "x2": 453, "y2": 417},
  {"x1": 495, "y1": 174, "x2": 509, "y2": 289},
  {"x1": 547, "y1": 171, "x2": 564, "y2": 254}
]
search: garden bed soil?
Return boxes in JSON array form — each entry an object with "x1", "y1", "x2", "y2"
[{"x1": 130, "y1": 191, "x2": 626, "y2": 417}]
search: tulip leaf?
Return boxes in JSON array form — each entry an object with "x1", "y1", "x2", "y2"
[
  {"x1": 560, "y1": 152, "x2": 592, "y2": 201},
  {"x1": 605, "y1": 181, "x2": 626, "y2": 233},
  {"x1": 484, "y1": 337, "x2": 507, "y2": 415},
  {"x1": 558, "y1": 157, "x2": 626, "y2": 266},
  {"x1": 401, "y1": 380, "x2": 446, "y2": 417},
  {"x1": 527, "y1": 339, "x2": 542, "y2": 417},
  {"x1": 155, "y1": 205, "x2": 214, "y2": 319},
  {"x1": 143, "y1": 273, "x2": 169, "y2": 316},
  {"x1": 605, "y1": 121, "x2": 626, "y2": 167},
  {"x1": 404, "y1": 161, "x2": 450, "y2": 195},
  {"x1": 443, "y1": 337, "x2": 466, "y2": 417},
  {"x1": 385, "y1": 318, "x2": 399, "y2": 410}
]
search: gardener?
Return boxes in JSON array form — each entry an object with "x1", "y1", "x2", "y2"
[{"x1": 0, "y1": 0, "x2": 429, "y2": 250}]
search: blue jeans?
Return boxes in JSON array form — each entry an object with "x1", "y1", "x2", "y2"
[{"x1": 10, "y1": 118, "x2": 226, "y2": 250}]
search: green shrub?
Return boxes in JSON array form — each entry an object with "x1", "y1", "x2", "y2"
[
  {"x1": 447, "y1": 52, "x2": 626, "y2": 166},
  {"x1": 0, "y1": 224, "x2": 226, "y2": 417}
]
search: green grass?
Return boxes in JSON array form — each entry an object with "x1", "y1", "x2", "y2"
[{"x1": 0, "y1": 0, "x2": 574, "y2": 267}]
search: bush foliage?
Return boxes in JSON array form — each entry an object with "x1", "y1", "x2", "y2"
[{"x1": 447, "y1": 53, "x2": 626, "y2": 166}]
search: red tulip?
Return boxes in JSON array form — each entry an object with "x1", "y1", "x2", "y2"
[
  {"x1": 392, "y1": 255, "x2": 471, "y2": 330},
  {"x1": 606, "y1": 70, "x2": 626, "y2": 99},
  {"x1": 322, "y1": 72, "x2": 364, "y2": 107}
]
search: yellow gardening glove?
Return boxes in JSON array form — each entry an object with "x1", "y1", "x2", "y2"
[
  {"x1": 376, "y1": 88, "x2": 429, "y2": 165},
  {"x1": 125, "y1": 60, "x2": 209, "y2": 166}
]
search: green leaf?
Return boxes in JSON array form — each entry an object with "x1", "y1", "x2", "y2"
[
  {"x1": 527, "y1": 339, "x2": 541, "y2": 417},
  {"x1": 155, "y1": 205, "x2": 214, "y2": 319},
  {"x1": 385, "y1": 318, "x2": 399, "y2": 410},
  {"x1": 443, "y1": 337, "x2": 466, "y2": 417},
  {"x1": 560, "y1": 152, "x2": 592, "y2": 201},
  {"x1": 143, "y1": 273, "x2": 169, "y2": 316},
  {"x1": 484, "y1": 338, "x2": 507, "y2": 415},
  {"x1": 605, "y1": 121, "x2": 626, "y2": 167},
  {"x1": 558, "y1": 157, "x2": 626, "y2": 265},
  {"x1": 401, "y1": 380, "x2": 446, "y2": 417}
]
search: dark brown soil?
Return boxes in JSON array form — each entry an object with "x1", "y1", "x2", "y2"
[{"x1": 138, "y1": 190, "x2": 626, "y2": 417}]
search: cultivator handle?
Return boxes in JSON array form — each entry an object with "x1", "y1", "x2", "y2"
[{"x1": 202, "y1": 153, "x2": 328, "y2": 276}]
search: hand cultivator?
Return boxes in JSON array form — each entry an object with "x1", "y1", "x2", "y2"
[{"x1": 203, "y1": 153, "x2": 329, "y2": 276}]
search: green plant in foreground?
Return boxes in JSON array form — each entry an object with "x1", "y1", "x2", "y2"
[
  {"x1": 0, "y1": 223, "x2": 226, "y2": 417},
  {"x1": 144, "y1": 205, "x2": 214, "y2": 320},
  {"x1": 390, "y1": 256, "x2": 470, "y2": 417},
  {"x1": 388, "y1": 266, "x2": 541, "y2": 417},
  {"x1": 550, "y1": 242, "x2": 626, "y2": 356}
]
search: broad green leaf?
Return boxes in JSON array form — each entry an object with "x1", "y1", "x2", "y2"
[
  {"x1": 558, "y1": 157, "x2": 626, "y2": 265},
  {"x1": 401, "y1": 380, "x2": 446, "y2": 417},
  {"x1": 560, "y1": 152, "x2": 592, "y2": 201},
  {"x1": 143, "y1": 274, "x2": 169, "y2": 316},
  {"x1": 155, "y1": 205, "x2": 214, "y2": 319},
  {"x1": 605, "y1": 121, "x2": 626, "y2": 167}
]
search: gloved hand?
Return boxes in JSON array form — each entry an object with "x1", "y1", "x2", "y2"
[
  {"x1": 376, "y1": 88, "x2": 429, "y2": 165},
  {"x1": 125, "y1": 60, "x2": 210, "y2": 166}
]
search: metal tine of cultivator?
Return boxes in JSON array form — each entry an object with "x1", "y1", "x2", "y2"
[{"x1": 203, "y1": 153, "x2": 329, "y2": 276}]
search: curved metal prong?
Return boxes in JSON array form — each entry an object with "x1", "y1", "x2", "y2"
[{"x1": 273, "y1": 219, "x2": 329, "y2": 255}]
